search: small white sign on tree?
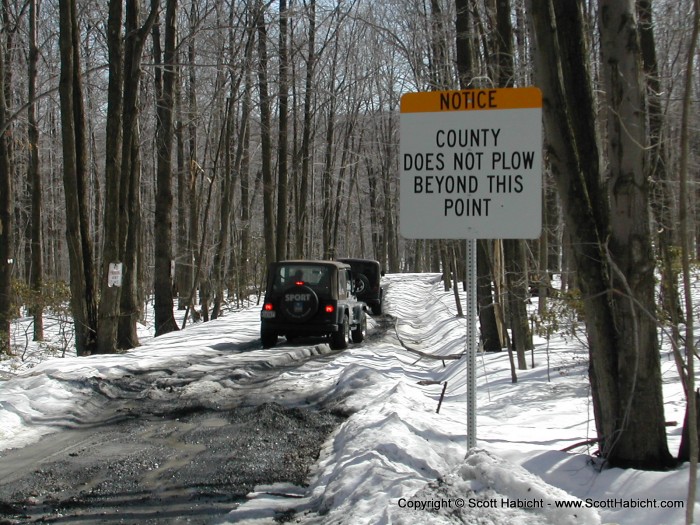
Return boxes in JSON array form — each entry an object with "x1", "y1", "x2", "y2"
[{"x1": 108, "y1": 262, "x2": 123, "y2": 288}]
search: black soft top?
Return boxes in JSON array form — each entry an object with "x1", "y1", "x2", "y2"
[{"x1": 271, "y1": 259, "x2": 351, "y2": 270}]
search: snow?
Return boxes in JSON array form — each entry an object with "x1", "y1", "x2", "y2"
[{"x1": 0, "y1": 272, "x2": 697, "y2": 524}]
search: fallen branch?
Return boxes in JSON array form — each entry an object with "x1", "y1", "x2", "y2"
[
  {"x1": 393, "y1": 319, "x2": 464, "y2": 362},
  {"x1": 560, "y1": 438, "x2": 600, "y2": 453}
]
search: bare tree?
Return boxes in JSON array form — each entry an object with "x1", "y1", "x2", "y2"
[
  {"x1": 0, "y1": 1, "x2": 12, "y2": 354},
  {"x1": 676, "y1": 0, "x2": 700, "y2": 517},
  {"x1": 295, "y1": 0, "x2": 316, "y2": 258},
  {"x1": 495, "y1": 0, "x2": 531, "y2": 370},
  {"x1": 256, "y1": 0, "x2": 276, "y2": 265},
  {"x1": 455, "y1": 0, "x2": 503, "y2": 352},
  {"x1": 27, "y1": 0, "x2": 43, "y2": 342},
  {"x1": 118, "y1": 0, "x2": 158, "y2": 349},
  {"x1": 58, "y1": 0, "x2": 98, "y2": 356},
  {"x1": 235, "y1": 12, "x2": 255, "y2": 300},
  {"x1": 321, "y1": 26, "x2": 339, "y2": 260},
  {"x1": 527, "y1": 0, "x2": 674, "y2": 470},
  {"x1": 96, "y1": 0, "x2": 125, "y2": 354},
  {"x1": 153, "y1": 0, "x2": 179, "y2": 336},
  {"x1": 599, "y1": 0, "x2": 671, "y2": 469},
  {"x1": 276, "y1": 0, "x2": 290, "y2": 261}
]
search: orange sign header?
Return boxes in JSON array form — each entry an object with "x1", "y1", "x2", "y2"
[{"x1": 401, "y1": 87, "x2": 542, "y2": 113}]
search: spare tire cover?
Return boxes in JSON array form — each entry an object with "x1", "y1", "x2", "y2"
[{"x1": 280, "y1": 285, "x2": 319, "y2": 321}]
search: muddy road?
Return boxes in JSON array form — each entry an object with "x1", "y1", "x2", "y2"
[{"x1": 0, "y1": 341, "x2": 351, "y2": 525}]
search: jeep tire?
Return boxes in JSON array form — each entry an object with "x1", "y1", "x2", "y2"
[
  {"x1": 330, "y1": 315, "x2": 349, "y2": 350},
  {"x1": 371, "y1": 295, "x2": 383, "y2": 316},
  {"x1": 351, "y1": 311, "x2": 367, "y2": 343},
  {"x1": 261, "y1": 329, "x2": 277, "y2": 349}
]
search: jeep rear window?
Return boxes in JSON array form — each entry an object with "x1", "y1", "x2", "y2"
[
  {"x1": 272, "y1": 265, "x2": 331, "y2": 292},
  {"x1": 352, "y1": 262, "x2": 378, "y2": 280}
]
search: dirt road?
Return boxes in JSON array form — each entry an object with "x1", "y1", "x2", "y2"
[{"x1": 0, "y1": 344, "x2": 346, "y2": 524}]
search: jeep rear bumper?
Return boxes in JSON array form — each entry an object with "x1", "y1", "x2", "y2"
[{"x1": 261, "y1": 321, "x2": 340, "y2": 336}]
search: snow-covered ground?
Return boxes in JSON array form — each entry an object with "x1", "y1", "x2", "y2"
[{"x1": 0, "y1": 272, "x2": 696, "y2": 524}]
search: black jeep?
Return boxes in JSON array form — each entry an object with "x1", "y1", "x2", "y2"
[
  {"x1": 337, "y1": 258, "x2": 384, "y2": 315},
  {"x1": 260, "y1": 260, "x2": 367, "y2": 350}
]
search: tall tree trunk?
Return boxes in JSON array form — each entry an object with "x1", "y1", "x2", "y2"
[
  {"x1": 295, "y1": 0, "x2": 315, "y2": 258},
  {"x1": 477, "y1": 240, "x2": 502, "y2": 351},
  {"x1": 96, "y1": 0, "x2": 124, "y2": 354},
  {"x1": 58, "y1": 0, "x2": 98, "y2": 356},
  {"x1": 496, "y1": 0, "x2": 531, "y2": 369},
  {"x1": 175, "y1": 76, "x2": 187, "y2": 309},
  {"x1": 331, "y1": 121, "x2": 357, "y2": 253},
  {"x1": 118, "y1": 120, "x2": 143, "y2": 349},
  {"x1": 27, "y1": 0, "x2": 43, "y2": 342},
  {"x1": 527, "y1": 0, "x2": 674, "y2": 470},
  {"x1": 321, "y1": 27, "x2": 339, "y2": 260},
  {"x1": 503, "y1": 238, "x2": 531, "y2": 368},
  {"x1": 598, "y1": 0, "x2": 671, "y2": 469},
  {"x1": 183, "y1": 0, "x2": 199, "y2": 312},
  {"x1": 638, "y1": 0, "x2": 683, "y2": 377},
  {"x1": 675, "y1": 0, "x2": 699, "y2": 515},
  {"x1": 212, "y1": 95, "x2": 234, "y2": 320},
  {"x1": 152, "y1": 0, "x2": 179, "y2": 336},
  {"x1": 456, "y1": 0, "x2": 502, "y2": 352},
  {"x1": 276, "y1": 0, "x2": 289, "y2": 261},
  {"x1": 380, "y1": 109, "x2": 399, "y2": 272},
  {"x1": 256, "y1": 0, "x2": 275, "y2": 265},
  {"x1": 0, "y1": 6, "x2": 12, "y2": 354},
  {"x1": 116, "y1": 0, "x2": 157, "y2": 349},
  {"x1": 367, "y1": 165, "x2": 381, "y2": 262},
  {"x1": 237, "y1": 20, "x2": 254, "y2": 296}
]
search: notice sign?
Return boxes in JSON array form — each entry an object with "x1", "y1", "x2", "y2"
[{"x1": 400, "y1": 87, "x2": 542, "y2": 239}]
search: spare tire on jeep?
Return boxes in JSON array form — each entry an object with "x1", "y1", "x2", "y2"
[
  {"x1": 280, "y1": 285, "x2": 319, "y2": 322},
  {"x1": 337, "y1": 258, "x2": 384, "y2": 316}
]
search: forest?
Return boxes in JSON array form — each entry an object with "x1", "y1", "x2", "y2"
[{"x1": 0, "y1": 0, "x2": 698, "y2": 473}]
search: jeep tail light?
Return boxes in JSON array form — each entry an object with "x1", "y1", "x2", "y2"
[
  {"x1": 295, "y1": 281, "x2": 305, "y2": 286},
  {"x1": 264, "y1": 303, "x2": 274, "y2": 311},
  {"x1": 325, "y1": 305, "x2": 335, "y2": 314}
]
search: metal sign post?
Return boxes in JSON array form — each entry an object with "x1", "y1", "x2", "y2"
[
  {"x1": 399, "y1": 87, "x2": 542, "y2": 450},
  {"x1": 465, "y1": 238, "x2": 477, "y2": 449}
]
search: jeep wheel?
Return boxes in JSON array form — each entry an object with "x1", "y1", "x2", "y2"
[
  {"x1": 354, "y1": 273, "x2": 370, "y2": 294},
  {"x1": 280, "y1": 285, "x2": 319, "y2": 322},
  {"x1": 261, "y1": 329, "x2": 277, "y2": 348},
  {"x1": 351, "y1": 312, "x2": 367, "y2": 343},
  {"x1": 330, "y1": 315, "x2": 349, "y2": 350}
]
